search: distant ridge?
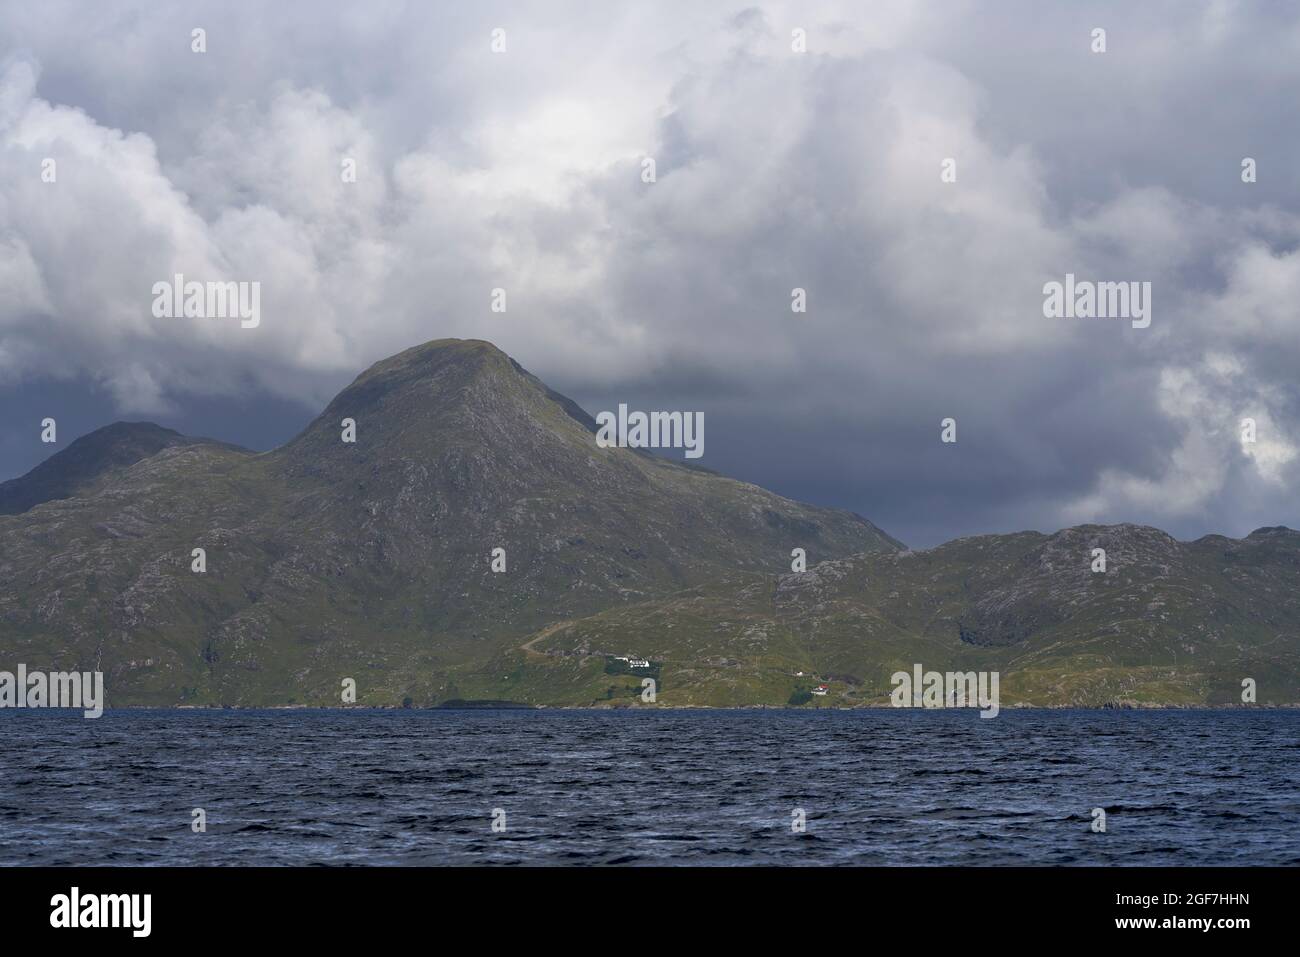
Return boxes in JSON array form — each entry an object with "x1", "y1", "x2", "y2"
[{"x1": 0, "y1": 422, "x2": 237, "y2": 516}]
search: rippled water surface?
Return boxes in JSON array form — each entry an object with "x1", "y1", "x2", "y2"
[{"x1": 1, "y1": 709, "x2": 1296, "y2": 865}]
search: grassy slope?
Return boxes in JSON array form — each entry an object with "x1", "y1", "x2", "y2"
[{"x1": 474, "y1": 527, "x2": 1300, "y2": 708}]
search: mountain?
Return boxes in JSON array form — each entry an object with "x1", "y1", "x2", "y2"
[
  {"x1": 1, "y1": 338, "x2": 1295, "y2": 708},
  {"x1": 0, "y1": 422, "x2": 220, "y2": 515},
  {"x1": 0, "y1": 339, "x2": 897, "y2": 706}
]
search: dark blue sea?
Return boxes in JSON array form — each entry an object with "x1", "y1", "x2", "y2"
[{"x1": 1, "y1": 709, "x2": 1296, "y2": 866}]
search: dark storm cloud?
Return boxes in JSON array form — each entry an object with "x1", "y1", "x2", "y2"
[{"x1": 1, "y1": 1, "x2": 1297, "y2": 546}]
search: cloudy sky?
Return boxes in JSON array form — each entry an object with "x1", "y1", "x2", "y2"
[{"x1": 2, "y1": 0, "x2": 1298, "y2": 547}]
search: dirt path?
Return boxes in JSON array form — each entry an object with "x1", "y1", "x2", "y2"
[{"x1": 519, "y1": 619, "x2": 576, "y2": 658}]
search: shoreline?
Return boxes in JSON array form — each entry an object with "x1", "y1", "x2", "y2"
[{"x1": 3, "y1": 702, "x2": 1295, "y2": 713}]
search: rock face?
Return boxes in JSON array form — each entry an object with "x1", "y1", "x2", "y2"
[
  {"x1": 2, "y1": 338, "x2": 1296, "y2": 708},
  {"x1": 0, "y1": 338, "x2": 898, "y2": 705}
]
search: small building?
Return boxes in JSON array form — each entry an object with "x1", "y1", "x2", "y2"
[
  {"x1": 811, "y1": 684, "x2": 828, "y2": 696},
  {"x1": 627, "y1": 658, "x2": 650, "y2": 669}
]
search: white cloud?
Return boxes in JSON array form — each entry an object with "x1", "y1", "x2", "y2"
[
  {"x1": 1064, "y1": 355, "x2": 1298, "y2": 523},
  {"x1": 1, "y1": 1, "x2": 1298, "y2": 542}
]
